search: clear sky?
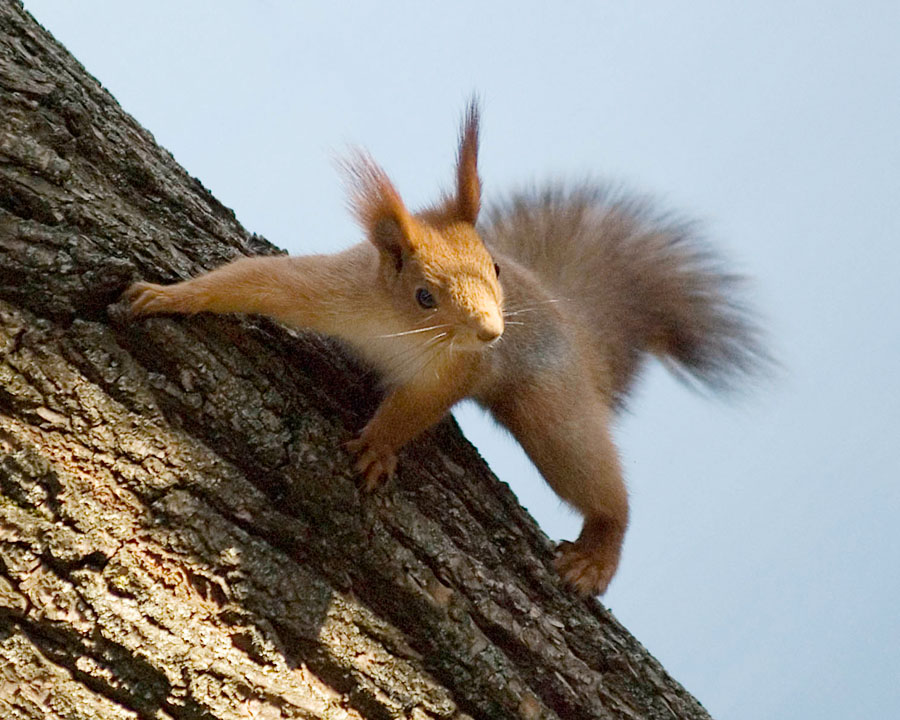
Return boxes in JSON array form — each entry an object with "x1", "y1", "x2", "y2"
[{"x1": 21, "y1": 1, "x2": 900, "y2": 718}]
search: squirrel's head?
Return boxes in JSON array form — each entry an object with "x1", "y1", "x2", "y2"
[{"x1": 345, "y1": 102, "x2": 504, "y2": 351}]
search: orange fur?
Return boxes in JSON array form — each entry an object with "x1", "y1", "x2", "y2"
[{"x1": 125, "y1": 102, "x2": 765, "y2": 596}]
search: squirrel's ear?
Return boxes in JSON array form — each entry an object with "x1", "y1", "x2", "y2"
[
  {"x1": 343, "y1": 151, "x2": 415, "y2": 270},
  {"x1": 454, "y1": 99, "x2": 481, "y2": 226}
]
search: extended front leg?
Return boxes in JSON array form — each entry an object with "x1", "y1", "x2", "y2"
[
  {"x1": 124, "y1": 253, "x2": 359, "y2": 332},
  {"x1": 348, "y1": 369, "x2": 474, "y2": 491}
]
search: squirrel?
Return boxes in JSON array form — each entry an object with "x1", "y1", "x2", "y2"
[{"x1": 124, "y1": 101, "x2": 765, "y2": 596}]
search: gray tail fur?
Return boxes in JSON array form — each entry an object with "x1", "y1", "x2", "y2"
[{"x1": 481, "y1": 183, "x2": 769, "y2": 403}]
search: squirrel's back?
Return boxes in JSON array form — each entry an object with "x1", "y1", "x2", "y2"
[{"x1": 480, "y1": 183, "x2": 767, "y2": 405}]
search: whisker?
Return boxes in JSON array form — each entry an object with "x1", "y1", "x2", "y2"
[
  {"x1": 377, "y1": 323, "x2": 450, "y2": 339},
  {"x1": 385, "y1": 345, "x2": 433, "y2": 380},
  {"x1": 382, "y1": 333, "x2": 438, "y2": 366},
  {"x1": 405, "y1": 338, "x2": 446, "y2": 379},
  {"x1": 366, "y1": 316, "x2": 450, "y2": 373},
  {"x1": 386, "y1": 331, "x2": 449, "y2": 380},
  {"x1": 503, "y1": 298, "x2": 567, "y2": 317}
]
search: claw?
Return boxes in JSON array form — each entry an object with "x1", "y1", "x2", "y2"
[
  {"x1": 124, "y1": 281, "x2": 168, "y2": 318},
  {"x1": 554, "y1": 540, "x2": 616, "y2": 597},
  {"x1": 123, "y1": 281, "x2": 197, "y2": 318},
  {"x1": 345, "y1": 436, "x2": 397, "y2": 492}
]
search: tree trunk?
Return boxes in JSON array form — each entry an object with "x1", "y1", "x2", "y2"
[{"x1": 0, "y1": 3, "x2": 712, "y2": 718}]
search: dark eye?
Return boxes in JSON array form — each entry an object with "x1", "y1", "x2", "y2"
[
  {"x1": 493, "y1": 263, "x2": 501, "y2": 278},
  {"x1": 415, "y1": 287, "x2": 437, "y2": 309}
]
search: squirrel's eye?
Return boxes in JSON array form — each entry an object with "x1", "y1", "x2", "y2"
[
  {"x1": 494, "y1": 263, "x2": 501, "y2": 278},
  {"x1": 415, "y1": 287, "x2": 437, "y2": 309}
]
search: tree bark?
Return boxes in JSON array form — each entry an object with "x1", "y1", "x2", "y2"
[{"x1": 0, "y1": 3, "x2": 712, "y2": 718}]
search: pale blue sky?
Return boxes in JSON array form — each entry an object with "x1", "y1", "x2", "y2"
[{"x1": 23, "y1": 2, "x2": 900, "y2": 718}]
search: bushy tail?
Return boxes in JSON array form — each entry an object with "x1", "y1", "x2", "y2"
[{"x1": 481, "y1": 183, "x2": 768, "y2": 402}]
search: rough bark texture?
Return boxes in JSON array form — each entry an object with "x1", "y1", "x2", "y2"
[{"x1": 0, "y1": 3, "x2": 713, "y2": 719}]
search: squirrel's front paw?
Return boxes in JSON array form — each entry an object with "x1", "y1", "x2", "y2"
[
  {"x1": 124, "y1": 281, "x2": 201, "y2": 318},
  {"x1": 345, "y1": 435, "x2": 398, "y2": 492},
  {"x1": 124, "y1": 281, "x2": 178, "y2": 318}
]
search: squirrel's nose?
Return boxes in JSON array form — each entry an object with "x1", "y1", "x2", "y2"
[
  {"x1": 478, "y1": 327, "x2": 501, "y2": 343},
  {"x1": 476, "y1": 313, "x2": 504, "y2": 343}
]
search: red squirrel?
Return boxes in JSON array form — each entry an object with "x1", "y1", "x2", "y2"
[{"x1": 125, "y1": 102, "x2": 765, "y2": 596}]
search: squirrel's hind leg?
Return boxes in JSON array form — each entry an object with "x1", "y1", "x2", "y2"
[{"x1": 486, "y1": 377, "x2": 629, "y2": 596}]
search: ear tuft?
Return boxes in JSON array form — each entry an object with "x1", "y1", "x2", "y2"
[
  {"x1": 455, "y1": 98, "x2": 481, "y2": 225},
  {"x1": 373, "y1": 216, "x2": 405, "y2": 271},
  {"x1": 342, "y1": 150, "x2": 415, "y2": 261}
]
